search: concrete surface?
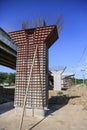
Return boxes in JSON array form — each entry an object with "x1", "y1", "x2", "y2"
[
  {"x1": 15, "y1": 107, "x2": 47, "y2": 118},
  {"x1": 51, "y1": 70, "x2": 64, "y2": 91}
]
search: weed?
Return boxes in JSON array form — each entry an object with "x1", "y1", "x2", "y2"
[{"x1": 57, "y1": 91, "x2": 63, "y2": 96}]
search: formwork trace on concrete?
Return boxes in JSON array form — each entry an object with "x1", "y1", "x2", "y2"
[{"x1": 9, "y1": 25, "x2": 58, "y2": 118}]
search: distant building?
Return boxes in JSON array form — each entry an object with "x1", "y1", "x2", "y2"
[{"x1": 3, "y1": 82, "x2": 10, "y2": 86}]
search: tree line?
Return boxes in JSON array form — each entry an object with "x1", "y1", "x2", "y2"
[
  {"x1": 72, "y1": 78, "x2": 87, "y2": 85},
  {"x1": 0, "y1": 72, "x2": 15, "y2": 86}
]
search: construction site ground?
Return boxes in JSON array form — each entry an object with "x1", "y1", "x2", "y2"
[{"x1": 0, "y1": 85, "x2": 87, "y2": 130}]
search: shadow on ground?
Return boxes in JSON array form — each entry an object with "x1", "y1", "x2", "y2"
[
  {"x1": 28, "y1": 95, "x2": 81, "y2": 130},
  {"x1": 47, "y1": 95, "x2": 81, "y2": 116},
  {"x1": 0, "y1": 102, "x2": 14, "y2": 115}
]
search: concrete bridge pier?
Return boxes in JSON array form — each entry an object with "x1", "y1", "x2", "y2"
[{"x1": 9, "y1": 25, "x2": 58, "y2": 117}]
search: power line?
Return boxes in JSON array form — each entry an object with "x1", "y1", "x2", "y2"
[{"x1": 78, "y1": 45, "x2": 87, "y2": 62}]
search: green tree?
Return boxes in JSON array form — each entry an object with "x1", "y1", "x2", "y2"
[
  {"x1": 8, "y1": 73, "x2": 15, "y2": 85},
  {"x1": 0, "y1": 72, "x2": 15, "y2": 86},
  {"x1": 0, "y1": 72, "x2": 8, "y2": 84}
]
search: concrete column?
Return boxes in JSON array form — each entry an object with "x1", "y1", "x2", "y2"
[
  {"x1": 52, "y1": 70, "x2": 63, "y2": 91},
  {"x1": 9, "y1": 25, "x2": 58, "y2": 117}
]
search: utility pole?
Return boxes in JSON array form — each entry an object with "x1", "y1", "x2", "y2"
[
  {"x1": 75, "y1": 78, "x2": 77, "y2": 86},
  {"x1": 81, "y1": 69, "x2": 85, "y2": 85}
]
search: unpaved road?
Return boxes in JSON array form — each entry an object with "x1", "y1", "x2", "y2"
[
  {"x1": 0, "y1": 104, "x2": 87, "y2": 130},
  {"x1": 33, "y1": 104, "x2": 87, "y2": 130},
  {"x1": 0, "y1": 86, "x2": 87, "y2": 130}
]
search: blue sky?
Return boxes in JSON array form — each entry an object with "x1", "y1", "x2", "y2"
[{"x1": 0, "y1": 0, "x2": 87, "y2": 78}]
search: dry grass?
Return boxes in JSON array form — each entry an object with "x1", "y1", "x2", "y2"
[{"x1": 49, "y1": 85, "x2": 87, "y2": 107}]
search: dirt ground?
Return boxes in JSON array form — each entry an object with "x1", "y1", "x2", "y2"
[
  {"x1": 0, "y1": 85, "x2": 87, "y2": 130},
  {"x1": 49, "y1": 85, "x2": 87, "y2": 107}
]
